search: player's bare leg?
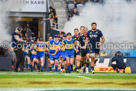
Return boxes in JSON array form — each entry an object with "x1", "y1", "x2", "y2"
[
  {"x1": 48, "y1": 58, "x2": 52, "y2": 72},
  {"x1": 50, "y1": 60, "x2": 55, "y2": 71},
  {"x1": 32, "y1": 58, "x2": 38, "y2": 71},
  {"x1": 27, "y1": 57, "x2": 31, "y2": 70},
  {"x1": 81, "y1": 57, "x2": 86, "y2": 73},
  {"x1": 90, "y1": 53, "x2": 95, "y2": 74},
  {"x1": 55, "y1": 59, "x2": 58, "y2": 73},
  {"x1": 60, "y1": 58, "x2": 65, "y2": 72},
  {"x1": 76, "y1": 55, "x2": 81, "y2": 73},
  {"x1": 64, "y1": 60, "x2": 67, "y2": 73},
  {"x1": 66, "y1": 57, "x2": 71, "y2": 73},
  {"x1": 70, "y1": 58, "x2": 74, "y2": 73},
  {"x1": 94, "y1": 54, "x2": 99, "y2": 67},
  {"x1": 86, "y1": 53, "x2": 90, "y2": 73},
  {"x1": 40, "y1": 58, "x2": 45, "y2": 72}
]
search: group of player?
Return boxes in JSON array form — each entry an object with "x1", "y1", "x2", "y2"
[{"x1": 22, "y1": 22, "x2": 105, "y2": 74}]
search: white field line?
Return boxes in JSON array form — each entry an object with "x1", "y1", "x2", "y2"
[
  {"x1": 76, "y1": 76, "x2": 91, "y2": 79},
  {"x1": 0, "y1": 88, "x2": 136, "y2": 91},
  {"x1": 0, "y1": 72, "x2": 136, "y2": 76}
]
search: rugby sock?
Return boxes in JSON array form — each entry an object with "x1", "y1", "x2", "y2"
[
  {"x1": 12, "y1": 61, "x2": 14, "y2": 69},
  {"x1": 76, "y1": 66, "x2": 79, "y2": 72},
  {"x1": 30, "y1": 65, "x2": 33, "y2": 71},
  {"x1": 86, "y1": 62, "x2": 89, "y2": 68},
  {"x1": 71, "y1": 65, "x2": 73, "y2": 71},
  {"x1": 37, "y1": 64, "x2": 40, "y2": 70},
  {"x1": 41, "y1": 66, "x2": 44, "y2": 70},
  {"x1": 68, "y1": 66, "x2": 71, "y2": 73},
  {"x1": 34, "y1": 63, "x2": 36, "y2": 69},
  {"x1": 55, "y1": 65, "x2": 58, "y2": 72},
  {"x1": 49, "y1": 67, "x2": 52, "y2": 71},
  {"x1": 61, "y1": 66, "x2": 64, "y2": 69},
  {"x1": 91, "y1": 67, "x2": 94, "y2": 71},
  {"x1": 27, "y1": 64, "x2": 30, "y2": 68},
  {"x1": 52, "y1": 64, "x2": 54, "y2": 69},
  {"x1": 12, "y1": 60, "x2": 14, "y2": 66},
  {"x1": 65, "y1": 68, "x2": 68, "y2": 73}
]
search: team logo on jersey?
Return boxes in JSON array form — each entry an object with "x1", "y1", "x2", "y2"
[
  {"x1": 74, "y1": 38, "x2": 76, "y2": 40},
  {"x1": 90, "y1": 32, "x2": 92, "y2": 34},
  {"x1": 96, "y1": 32, "x2": 98, "y2": 33},
  {"x1": 83, "y1": 37, "x2": 85, "y2": 39},
  {"x1": 89, "y1": 35, "x2": 93, "y2": 38}
]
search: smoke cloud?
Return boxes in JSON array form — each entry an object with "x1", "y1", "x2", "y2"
[
  {"x1": 63, "y1": 0, "x2": 136, "y2": 42},
  {"x1": 0, "y1": 0, "x2": 22, "y2": 45}
]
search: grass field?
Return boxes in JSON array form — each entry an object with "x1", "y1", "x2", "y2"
[{"x1": 0, "y1": 71, "x2": 136, "y2": 91}]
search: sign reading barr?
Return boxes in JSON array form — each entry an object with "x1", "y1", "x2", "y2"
[{"x1": 10, "y1": 0, "x2": 47, "y2": 12}]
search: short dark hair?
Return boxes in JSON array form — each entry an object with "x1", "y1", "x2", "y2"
[
  {"x1": 49, "y1": 6, "x2": 53, "y2": 9},
  {"x1": 74, "y1": 28, "x2": 79, "y2": 32},
  {"x1": 60, "y1": 31, "x2": 65, "y2": 35},
  {"x1": 91, "y1": 22, "x2": 97, "y2": 26},
  {"x1": 16, "y1": 27, "x2": 22, "y2": 31}
]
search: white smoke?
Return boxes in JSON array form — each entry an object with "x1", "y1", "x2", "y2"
[
  {"x1": 0, "y1": 0, "x2": 22, "y2": 45},
  {"x1": 63, "y1": 0, "x2": 136, "y2": 42}
]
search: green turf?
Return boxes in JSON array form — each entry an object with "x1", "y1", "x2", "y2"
[{"x1": 0, "y1": 71, "x2": 136, "y2": 90}]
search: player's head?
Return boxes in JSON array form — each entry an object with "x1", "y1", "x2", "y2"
[
  {"x1": 80, "y1": 26, "x2": 85, "y2": 35},
  {"x1": 49, "y1": 6, "x2": 54, "y2": 11},
  {"x1": 54, "y1": 35, "x2": 59, "y2": 42},
  {"x1": 39, "y1": 37, "x2": 43, "y2": 42},
  {"x1": 60, "y1": 31, "x2": 65, "y2": 37},
  {"x1": 67, "y1": 32, "x2": 72, "y2": 39},
  {"x1": 91, "y1": 22, "x2": 97, "y2": 30},
  {"x1": 84, "y1": 27, "x2": 88, "y2": 35},
  {"x1": 74, "y1": 28, "x2": 79, "y2": 36},
  {"x1": 36, "y1": 37, "x2": 39, "y2": 42},
  {"x1": 115, "y1": 51, "x2": 123, "y2": 56},
  {"x1": 63, "y1": 34, "x2": 67, "y2": 40},
  {"x1": 73, "y1": 8, "x2": 78, "y2": 13},
  {"x1": 48, "y1": 36, "x2": 53, "y2": 41},
  {"x1": 16, "y1": 27, "x2": 22, "y2": 34},
  {"x1": 32, "y1": 37, "x2": 36, "y2": 43}
]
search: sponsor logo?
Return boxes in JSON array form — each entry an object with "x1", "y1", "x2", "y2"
[{"x1": 95, "y1": 67, "x2": 131, "y2": 73}]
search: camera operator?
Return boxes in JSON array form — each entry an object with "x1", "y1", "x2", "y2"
[
  {"x1": 12, "y1": 27, "x2": 25, "y2": 72},
  {"x1": 111, "y1": 51, "x2": 126, "y2": 73}
]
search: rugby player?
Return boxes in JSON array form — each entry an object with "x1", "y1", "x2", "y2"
[
  {"x1": 60, "y1": 34, "x2": 67, "y2": 73},
  {"x1": 79, "y1": 27, "x2": 90, "y2": 73},
  {"x1": 72, "y1": 28, "x2": 81, "y2": 72},
  {"x1": 63, "y1": 32, "x2": 77, "y2": 73},
  {"x1": 35, "y1": 38, "x2": 46, "y2": 72},
  {"x1": 48, "y1": 35, "x2": 60, "y2": 73},
  {"x1": 86, "y1": 22, "x2": 105, "y2": 74}
]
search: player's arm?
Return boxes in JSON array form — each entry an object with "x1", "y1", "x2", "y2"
[
  {"x1": 52, "y1": 45, "x2": 59, "y2": 56},
  {"x1": 98, "y1": 36, "x2": 105, "y2": 47},
  {"x1": 98, "y1": 31, "x2": 105, "y2": 47},
  {"x1": 101, "y1": 36, "x2": 105, "y2": 45},
  {"x1": 86, "y1": 31, "x2": 90, "y2": 46},
  {"x1": 14, "y1": 35, "x2": 25, "y2": 42},
  {"x1": 111, "y1": 56, "x2": 116, "y2": 62},
  {"x1": 85, "y1": 37, "x2": 89, "y2": 48},
  {"x1": 45, "y1": 42, "x2": 49, "y2": 52},
  {"x1": 74, "y1": 40, "x2": 79, "y2": 53},
  {"x1": 52, "y1": 48, "x2": 59, "y2": 56}
]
